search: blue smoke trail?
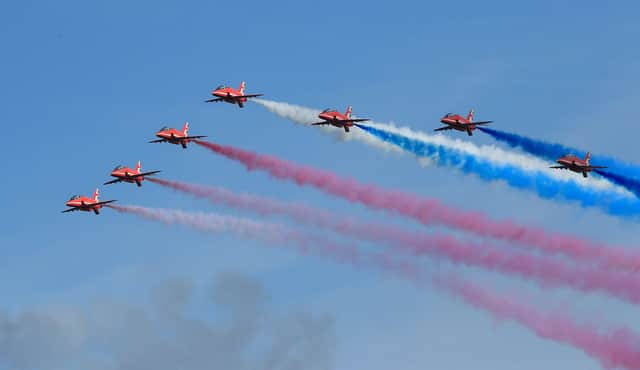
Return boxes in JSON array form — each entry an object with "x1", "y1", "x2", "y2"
[
  {"x1": 594, "y1": 170, "x2": 640, "y2": 198},
  {"x1": 355, "y1": 124, "x2": 640, "y2": 218}
]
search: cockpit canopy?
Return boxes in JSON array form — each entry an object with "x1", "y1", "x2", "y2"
[
  {"x1": 322, "y1": 108, "x2": 337, "y2": 113},
  {"x1": 113, "y1": 165, "x2": 124, "y2": 171},
  {"x1": 444, "y1": 113, "x2": 455, "y2": 117},
  {"x1": 215, "y1": 85, "x2": 228, "y2": 90},
  {"x1": 159, "y1": 126, "x2": 169, "y2": 131},
  {"x1": 564, "y1": 153, "x2": 578, "y2": 158},
  {"x1": 68, "y1": 195, "x2": 81, "y2": 201}
]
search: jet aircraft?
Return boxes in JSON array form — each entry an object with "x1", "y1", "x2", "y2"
[
  {"x1": 104, "y1": 161, "x2": 161, "y2": 187},
  {"x1": 435, "y1": 109, "x2": 493, "y2": 136},
  {"x1": 310, "y1": 106, "x2": 370, "y2": 132},
  {"x1": 550, "y1": 152, "x2": 607, "y2": 178},
  {"x1": 61, "y1": 188, "x2": 116, "y2": 215},
  {"x1": 205, "y1": 81, "x2": 263, "y2": 108},
  {"x1": 149, "y1": 122, "x2": 206, "y2": 149}
]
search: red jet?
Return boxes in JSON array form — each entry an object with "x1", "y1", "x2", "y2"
[
  {"x1": 61, "y1": 188, "x2": 116, "y2": 215},
  {"x1": 205, "y1": 81, "x2": 263, "y2": 108},
  {"x1": 104, "y1": 161, "x2": 161, "y2": 187},
  {"x1": 149, "y1": 122, "x2": 207, "y2": 149},
  {"x1": 435, "y1": 109, "x2": 493, "y2": 136},
  {"x1": 310, "y1": 106, "x2": 370, "y2": 132},
  {"x1": 550, "y1": 152, "x2": 607, "y2": 178}
]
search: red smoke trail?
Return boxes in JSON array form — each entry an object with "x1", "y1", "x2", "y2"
[
  {"x1": 109, "y1": 203, "x2": 640, "y2": 368},
  {"x1": 193, "y1": 139, "x2": 640, "y2": 272},
  {"x1": 440, "y1": 277, "x2": 640, "y2": 370},
  {"x1": 149, "y1": 178, "x2": 640, "y2": 305}
]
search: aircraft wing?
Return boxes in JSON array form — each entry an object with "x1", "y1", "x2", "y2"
[
  {"x1": 61, "y1": 207, "x2": 80, "y2": 213},
  {"x1": 344, "y1": 118, "x2": 370, "y2": 123},
  {"x1": 129, "y1": 170, "x2": 162, "y2": 178},
  {"x1": 205, "y1": 97, "x2": 224, "y2": 103},
  {"x1": 434, "y1": 126, "x2": 454, "y2": 132},
  {"x1": 94, "y1": 200, "x2": 117, "y2": 206},
  {"x1": 103, "y1": 178, "x2": 123, "y2": 185},
  {"x1": 587, "y1": 166, "x2": 608, "y2": 169},
  {"x1": 549, "y1": 166, "x2": 567, "y2": 169},
  {"x1": 184, "y1": 135, "x2": 207, "y2": 140},
  {"x1": 311, "y1": 121, "x2": 330, "y2": 126},
  {"x1": 149, "y1": 138, "x2": 167, "y2": 143},
  {"x1": 472, "y1": 120, "x2": 493, "y2": 125},
  {"x1": 237, "y1": 94, "x2": 264, "y2": 98}
]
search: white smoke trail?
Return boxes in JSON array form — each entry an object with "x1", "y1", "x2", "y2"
[
  {"x1": 110, "y1": 205, "x2": 420, "y2": 280},
  {"x1": 112, "y1": 204, "x2": 308, "y2": 245},
  {"x1": 253, "y1": 99, "x2": 630, "y2": 196}
]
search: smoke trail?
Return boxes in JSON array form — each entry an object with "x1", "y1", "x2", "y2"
[
  {"x1": 253, "y1": 99, "x2": 629, "y2": 198},
  {"x1": 149, "y1": 178, "x2": 640, "y2": 304},
  {"x1": 357, "y1": 123, "x2": 640, "y2": 217},
  {"x1": 594, "y1": 169, "x2": 640, "y2": 199},
  {"x1": 109, "y1": 204, "x2": 640, "y2": 368},
  {"x1": 107, "y1": 204, "x2": 419, "y2": 281},
  {"x1": 478, "y1": 127, "x2": 580, "y2": 162},
  {"x1": 192, "y1": 139, "x2": 640, "y2": 270},
  {"x1": 440, "y1": 277, "x2": 640, "y2": 370}
]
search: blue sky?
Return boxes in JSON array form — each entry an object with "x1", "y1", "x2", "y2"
[{"x1": 2, "y1": 1, "x2": 640, "y2": 369}]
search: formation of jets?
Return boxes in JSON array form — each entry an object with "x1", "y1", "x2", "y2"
[{"x1": 62, "y1": 80, "x2": 609, "y2": 215}]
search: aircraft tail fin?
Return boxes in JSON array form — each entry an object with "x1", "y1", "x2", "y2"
[
  {"x1": 239, "y1": 81, "x2": 245, "y2": 95},
  {"x1": 467, "y1": 109, "x2": 475, "y2": 122},
  {"x1": 135, "y1": 160, "x2": 141, "y2": 173},
  {"x1": 345, "y1": 105, "x2": 352, "y2": 119},
  {"x1": 92, "y1": 188, "x2": 100, "y2": 201},
  {"x1": 181, "y1": 121, "x2": 189, "y2": 136},
  {"x1": 585, "y1": 152, "x2": 591, "y2": 166}
]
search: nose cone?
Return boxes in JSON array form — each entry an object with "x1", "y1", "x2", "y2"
[
  {"x1": 156, "y1": 131, "x2": 165, "y2": 138},
  {"x1": 213, "y1": 90, "x2": 223, "y2": 97}
]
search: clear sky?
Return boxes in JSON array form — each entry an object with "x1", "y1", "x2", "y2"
[{"x1": 2, "y1": 1, "x2": 640, "y2": 369}]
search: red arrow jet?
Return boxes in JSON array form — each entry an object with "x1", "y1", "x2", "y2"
[
  {"x1": 61, "y1": 188, "x2": 116, "y2": 215},
  {"x1": 435, "y1": 109, "x2": 493, "y2": 136},
  {"x1": 205, "y1": 81, "x2": 263, "y2": 108},
  {"x1": 149, "y1": 122, "x2": 207, "y2": 149},
  {"x1": 104, "y1": 161, "x2": 161, "y2": 187},
  {"x1": 550, "y1": 152, "x2": 607, "y2": 178},
  {"x1": 310, "y1": 106, "x2": 370, "y2": 132}
]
